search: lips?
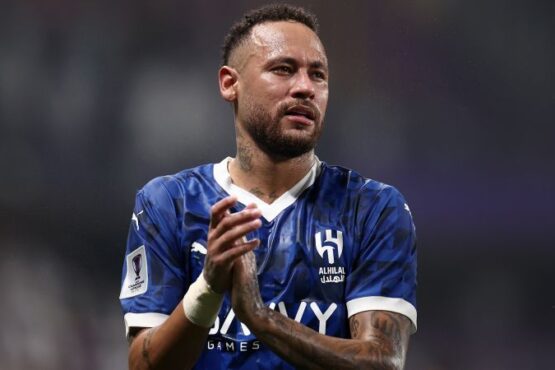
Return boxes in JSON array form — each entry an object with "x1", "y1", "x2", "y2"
[{"x1": 284, "y1": 105, "x2": 316, "y2": 124}]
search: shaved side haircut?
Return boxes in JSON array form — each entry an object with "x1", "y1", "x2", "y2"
[{"x1": 221, "y1": 3, "x2": 319, "y2": 66}]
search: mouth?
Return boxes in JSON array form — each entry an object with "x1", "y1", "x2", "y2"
[{"x1": 284, "y1": 105, "x2": 316, "y2": 125}]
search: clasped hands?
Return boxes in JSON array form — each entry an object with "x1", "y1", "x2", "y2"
[{"x1": 203, "y1": 196, "x2": 266, "y2": 325}]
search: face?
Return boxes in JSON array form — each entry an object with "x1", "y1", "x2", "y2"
[{"x1": 231, "y1": 21, "x2": 329, "y2": 159}]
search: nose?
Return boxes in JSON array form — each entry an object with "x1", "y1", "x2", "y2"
[{"x1": 290, "y1": 70, "x2": 315, "y2": 100}]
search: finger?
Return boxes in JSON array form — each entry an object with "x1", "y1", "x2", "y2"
[
  {"x1": 209, "y1": 196, "x2": 237, "y2": 228},
  {"x1": 210, "y1": 208, "x2": 262, "y2": 240},
  {"x1": 230, "y1": 203, "x2": 259, "y2": 243},
  {"x1": 219, "y1": 239, "x2": 260, "y2": 266},
  {"x1": 216, "y1": 218, "x2": 262, "y2": 246}
]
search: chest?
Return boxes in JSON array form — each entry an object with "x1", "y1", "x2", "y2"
[
  {"x1": 182, "y1": 204, "x2": 356, "y2": 304},
  {"x1": 181, "y1": 201, "x2": 357, "y2": 340}
]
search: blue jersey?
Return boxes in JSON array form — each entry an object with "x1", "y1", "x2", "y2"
[{"x1": 120, "y1": 158, "x2": 417, "y2": 369}]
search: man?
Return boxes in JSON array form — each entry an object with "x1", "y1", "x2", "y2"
[{"x1": 120, "y1": 4, "x2": 417, "y2": 370}]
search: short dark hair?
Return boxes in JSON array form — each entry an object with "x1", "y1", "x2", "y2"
[{"x1": 221, "y1": 4, "x2": 319, "y2": 66}]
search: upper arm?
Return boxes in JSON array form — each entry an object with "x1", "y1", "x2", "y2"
[
  {"x1": 346, "y1": 185, "x2": 418, "y2": 332},
  {"x1": 349, "y1": 310, "x2": 411, "y2": 368},
  {"x1": 120, "y1": 178, "x2": 188, "y2": 335}
]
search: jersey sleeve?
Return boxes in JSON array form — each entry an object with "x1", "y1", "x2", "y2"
[
  {"x1": 119, "y1": 177, "x2": 188, "y2": 335},
  {"x1": 345, "y1": 185, "x2": 417, "y2": 333}
]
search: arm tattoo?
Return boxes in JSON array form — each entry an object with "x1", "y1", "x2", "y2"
[
  {"x1": 349, "y1": 317, "x2": 360, "y2": 338},
  {"x1": 369, "y1": 311, "x2": 402, "y2": 350},
  {"x1": 141, "y1": 327, "x2": 158, "y2": 370},
  {"x1": 236, "y1": 254, "x2": 411, "y2": 369},
  {"x1": 250, "y1": 310, "x2": 410, "y2": 370}
]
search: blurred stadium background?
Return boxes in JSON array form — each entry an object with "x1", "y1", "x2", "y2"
[{"x1": 1, "y1": 1, "x2": 553, "y2": 369}]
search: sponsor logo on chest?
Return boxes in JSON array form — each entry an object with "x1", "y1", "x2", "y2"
[{"x1": 206, "y1": 301, "x2": 338, "y2": 352}]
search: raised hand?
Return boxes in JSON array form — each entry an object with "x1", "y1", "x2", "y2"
[{"x1": 203, "y1": 196, "x2": 262, "y2": 293}]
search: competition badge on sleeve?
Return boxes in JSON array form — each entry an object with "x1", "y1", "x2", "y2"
[{"x1": 120, "y1": 245, "x2": 148, "y2": 298}]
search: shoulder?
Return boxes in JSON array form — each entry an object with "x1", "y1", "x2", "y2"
[
  {"x1": 319, "y1": 162, "x2": 407, "y2": 204},
  {"x1": 317, "y1": 162, "x2": 413, "y2": 233},
  {"x1": 138, "y1": 163, "x2": 214, "y2": 202}
]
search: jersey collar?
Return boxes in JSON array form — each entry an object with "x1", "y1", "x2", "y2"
[{"x1": 213, "y1": 157, "x2": 321, "y2": 221}]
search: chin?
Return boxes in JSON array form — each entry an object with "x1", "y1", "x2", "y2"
[{"x1": 264, "y1": 139, "x2": 317, "y2": 159}]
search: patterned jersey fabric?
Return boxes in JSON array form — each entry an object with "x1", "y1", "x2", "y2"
[{"x1": 120, "y1": 158, "x2": 417, "y2": 369}]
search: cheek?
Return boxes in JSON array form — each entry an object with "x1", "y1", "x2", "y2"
[
  {"x1": 243, "y1": 79, "x2": 281, "y2": 105},
  {"x1": 317, "y1": 89, "x2": 329, "y2": 113},
  {"x1": 257, "y1": 71, "x2": 293, "y2": 94}
]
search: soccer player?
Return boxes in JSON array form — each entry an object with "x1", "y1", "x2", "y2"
[{"x1": 120, "y1": 4, "x2": 417, "y2": 370}]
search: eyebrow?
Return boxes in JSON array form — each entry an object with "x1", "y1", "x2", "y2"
[{"x1": 266, "y1": 56, "x2": 328, "y2": 71}]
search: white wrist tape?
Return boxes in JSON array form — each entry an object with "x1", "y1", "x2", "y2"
[{"x1": 182, "y1": 273, "x2": 224, "y2": 328}]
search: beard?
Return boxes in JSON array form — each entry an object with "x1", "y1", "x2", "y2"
[{"x1": 240, "y1": 99, "x2": 323, "y2": 160}]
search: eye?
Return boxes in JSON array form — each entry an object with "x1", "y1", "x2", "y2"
[
  {"x1": 311, "y1": 70, "x2": 327, "y2": 81},
  {"x1": 273, "y1": 65, "x2": 293, "y2": 75}
]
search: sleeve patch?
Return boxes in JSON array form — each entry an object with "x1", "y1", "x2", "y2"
[{"x1": 120, "y1": 245, "x2": 148, "y2": 299}]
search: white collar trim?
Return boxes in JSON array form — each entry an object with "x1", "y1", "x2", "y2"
[{"x1": 213, "y1": 157, "x2": 320, "y2": 221}]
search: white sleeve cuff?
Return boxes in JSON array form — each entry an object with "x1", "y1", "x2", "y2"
[
  {"x1": 124, "y1": 312, "x2": 169, "y2": 336},
  {"x1": 346, "y1": 296, "x2": 417, "y2": 334}
]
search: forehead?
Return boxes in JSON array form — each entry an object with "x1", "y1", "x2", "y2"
[{"x1": 241, "y1": 21, "x2": 327, "y2": 67}]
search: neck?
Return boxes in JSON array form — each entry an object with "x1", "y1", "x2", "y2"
[{"x1": 229, "y1": 134, "x2": 315, "y2": 204}]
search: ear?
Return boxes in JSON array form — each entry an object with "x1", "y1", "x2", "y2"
[{"x1": 219, "y1": 66, "x2": 239, "y2": 102}]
